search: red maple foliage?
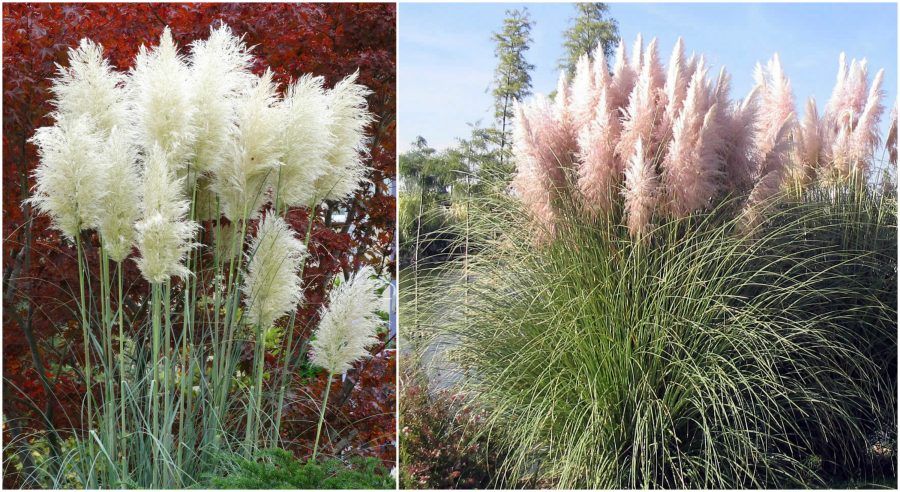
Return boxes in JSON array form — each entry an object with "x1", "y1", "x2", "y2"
[{"x1": 2, "y1": 3, "x2": 396, "y2": 486}]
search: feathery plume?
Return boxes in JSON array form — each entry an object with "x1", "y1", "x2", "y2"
[
  {"x1": 720, "y1": 86, "x2": 759, "y2": 194},
  {"x1": 135, "y1": 145, "x2": 198, "y2": 283},
  {"x1": 846, "y1": 68, "x2": 885, "y2": 176},
  {"x1": 512, "y1": 100, "x2": 568, "y2": 237},
  {"x1": 28, "y1": 116, "x2": 107, "y2": 241},
  {"x1": 577, "y1": 88, "x2": 621, "y2": 217},
  {"x1": 212, "y1": 70, "x2": 283, "y2": 220},
  {"x1": 630, "y1": 33, "x2": 644, "y2": 73},
  {"x1": 241, "y1": 212, "x2": 307, "y2": 328},
  {"x1": 750, "y1": 54, "x2": 794, "y2": 199},
  {"x1": 570, "y1": 54, "x2": 596, "y2": 131},
  {"x1": 754, "y1": 54, "x2": 795, "y2": 151},
  {"x1": 609, "y1": 40, "x2": 637, "y2": 111},
  {"x1": 821, "y1": 54, "x2": 884, "y2": 181},
  {"x1": 276, "y1": 75, "x2": 335, "y2": 208},
  {"x1": 622, "y1": 139, "x2": 659, "y2": 239},
  {"x1": 662, "y1": 59, "x2": 723, "y2": 216},
  {"x1": 49, "y1": 39, "x2": 126, "y2": 134},
  {"x1": 187, "y1": 24, "x2": 255, "y2": 176},
  {"x1": 313, "y1": 71, "x2": 373, "y2": 203},
  {"x1": 128, "y1": 27, "x2": 197, "y2": 169},
  {"x1": 826, "y1": 54, "x2": 870, "y2": 129},
  {"x1": 742, "y1": 115, "x2": 792, "y2": 229},
  {"x1": 97, "y1": 128, "x2": 141, "y2": 262},
  {"x1": 591, "y1": 45, "x2": 612, "y2": 92},
  {"x1": 310, "y1": 266, "x2": 382, "y2": 375},
  {"x1": 616, "y1": 38, "x2": 664, "y2": 162},
  {"x1": 792, "y1": 97, "x2": 824, "y2": 185},
  {"x1": 662, "y1": 37, "x2": 688, "y2": 124}
]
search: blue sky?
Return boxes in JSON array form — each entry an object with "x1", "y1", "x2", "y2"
[{"x1": 398, "y1": 2, "x2": 898, "y2": 153}]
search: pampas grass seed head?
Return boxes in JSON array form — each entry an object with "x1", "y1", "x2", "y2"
[
  {"x1": 128, "y1": 27, "x2": 198, "y2": 169},
  {"x1": 241, "y1": 212, "x2": 307, "y2": 328},
  {"x1": 310, "y1": 266, "x2": 382, "y2": 374},
  {"x1": 135, "y1": 145, "x2": 198, "y2": 283},
  {"x1": 50, "y1": 39, "x2": 126, "y2": 134},
  {"x1": 314, "y1": 71, "x2": 373, "y2": 203},
  {"x1": 98, "y1": 128, "x2": 141, "y2": 262},
  {"x1": 28, "y1": 116, "x2": 107, "y2": 241}
]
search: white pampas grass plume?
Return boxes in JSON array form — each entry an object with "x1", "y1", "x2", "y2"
[
  {"x1": 275, "y1": 75, "x2": 334, "y2": 208},
  {"x1": 591, "y1": 45, "x2": 612, "y2": 92},
  {"x1": 128, "y1": 27, "x2": 197, "y2": 169},
  {"x1": 310, "y1": 266, "x2": 382, "y2": 375},
  {"x1": 314, "y1": 71, "x2": 373, "y2": 203},
  {"x1": 135, "y1": 145, "x2": 198, "y2": 283},
  {"x1": 212, "y1": 70, "x2": 283, "y2": 220},
  {"x1": 28, "y1": 116, "x2": 107, "y2": 241},
  {"x1": 49, "y1": 39, "x2": 126, "y2": 134},
  {"x1": 187, "y1": 24, "x2": 255, "y2": 176},
  {"x1": 241, "y1": 212, "x2": 307, "y2": 328},
  {"x1": 630, "y1": 33, "x2": 644, "y2": 73},
  {"x1": 97, "y1": 128, "x2": 141, "y2": 262},
  {"x1": 622, "y1": 139, "x2": 659, "y2": 239}
]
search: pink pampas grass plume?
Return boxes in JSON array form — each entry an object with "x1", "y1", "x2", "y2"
[
  {"x1": 512, "y1": 97, "x2": 579, "y2": 236},
  {"x1": 577, "y1": 88, "x2": 622, "y2": 217},
  {"x1": 661, "y1": 59, "x2": 723, "y2": 217},
  {"x1": 847, "y1": 68, "x2": 885, "y2": 175},
  {"x1": 826, "y1": 54, "x2": 870, "y2": 129},
  {"x1": 742, "y1": 114, "x2": 792, "y2": 230},
  {"x1": 754, "y1": 54, "x2": 795, "y2": 156},
  {"x1": 616, "y1": 38, "x2": 665, "y2": 163},
  {"x1": 515, "y1": 95, "x2": 578, "y2": 188},
  {"x1": 622, "y1": 139, "x2": 659, "y2": 239},
  {"x1": 750, "y1": 54, "x2": 794, "y2": 203},
  {"x1": 662, "y1": 38, "x2": 688, "y2": 126},
  {"x1": 793, "y1": 97, "x2": 825, "y2": 184},
  {"x1": 720, "y1": 87, "x2": 759, "y2": 194},
  {"x1": 570, "y1": 54, "x2": 597, "y2": 131},
  {"x1": 609, "y1": 40, "x2": 637, "y2": 111},
  {"x1": 825, "y1": 66, "x2": 885, "y2": 180}
]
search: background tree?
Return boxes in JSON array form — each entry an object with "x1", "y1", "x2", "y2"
[
  {"x1": 558, "y1": 3, "x2": 619, "y2": 77},
  {"x1": 398, "y1": 137, "x2": 466, "y2": 266},
  {"x1": 491, "y1": 8, "x2": 534, "y2": 167}
]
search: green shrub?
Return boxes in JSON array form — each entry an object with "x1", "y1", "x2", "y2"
[
  {"x1": 208, "y1": 449, "x2": 394, "y2": 489},
  {"x1": 415, "y1": 185, "x2": 896, "y2": 488}
]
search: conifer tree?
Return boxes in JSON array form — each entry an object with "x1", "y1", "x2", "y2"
[
  {"x1": 559, "y1": 3, "x2": 619, "y2": 77},
  {"x1": 492, "y1": 8, "x2": 534, "y2": 166}
]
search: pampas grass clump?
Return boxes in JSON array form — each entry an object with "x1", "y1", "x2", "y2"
[
  {"x1": 410, "y1": 33, "x2": 897, "y2": 488},
  {"x1": 24, "y1": 24, "x2": 384, "y2": 489}
]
